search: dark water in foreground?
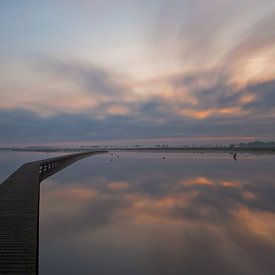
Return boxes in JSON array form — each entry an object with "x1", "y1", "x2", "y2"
[{"x1": 1, "y1": 152, "x2": 275, "y2": 275}]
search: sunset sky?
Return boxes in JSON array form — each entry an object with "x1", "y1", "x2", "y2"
[{"x1": 1, "y1": 0, "x2": 275, "y2": 145}]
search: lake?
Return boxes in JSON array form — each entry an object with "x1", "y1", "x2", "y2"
[{"x1": 1, "y1": 152, "x2": 275, "y2": 275}]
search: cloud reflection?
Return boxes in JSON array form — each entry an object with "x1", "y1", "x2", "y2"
[{"x1": 39, "y1": 153, "x2": 275, "y2": 274}]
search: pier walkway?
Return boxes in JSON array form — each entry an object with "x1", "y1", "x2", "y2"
[{"x1": 0, "y1": 151, "x2": 107, "y2": 275}]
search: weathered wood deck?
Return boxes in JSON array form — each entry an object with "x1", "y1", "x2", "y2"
[{"x1": 0, "y1": 151, "x2": 107, "y2": 275}]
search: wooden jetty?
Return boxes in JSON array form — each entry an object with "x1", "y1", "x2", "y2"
[{"x1": 0, "y1": 151, "x2": 107, "y2": 275}]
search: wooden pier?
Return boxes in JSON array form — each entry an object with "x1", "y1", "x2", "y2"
[{"x1": 0, "y1": 151, "x2": 107, "y2": 275}]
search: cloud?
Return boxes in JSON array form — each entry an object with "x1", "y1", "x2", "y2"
[
  {"x1": 1, "y1": 96, "x2": 275, "y2": 144},
  {"x1": 152, "y1": 0, "x2": 275, "y2": 67},
  {"x1": 38, "y1": 56, "x2": 125, "y2": 98},
  {"x1": 147, "y1": 0, "x2": 275, "y2": 118},
  {"x1": 1, "y1": 0, "x2": 275, "y2": 143},
  {"x1": 245, "y1": 80, "x2": 275, "y2": 111}
]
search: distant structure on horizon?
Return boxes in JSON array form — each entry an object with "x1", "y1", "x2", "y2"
[
  {"x1": 1, "y1": 140, "x2": 275, "y2": 153},
  {"x1": 238, "y1": 141, "x2": 275, "y2": 147}
]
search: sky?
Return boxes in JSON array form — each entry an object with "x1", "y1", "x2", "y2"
[{"x1": 1, "y1": 0, "x2": 275, "y2": 145}]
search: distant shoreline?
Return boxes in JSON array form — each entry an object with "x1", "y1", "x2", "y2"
[
  {"x1": 120, "y1": 147, "x2": 275, "y2": 152},
  {"x1": 1, "y1": 147, "x2": 275, "y2": 154},
  {"x1": 115, "y1": 147, "x2": 275, "y2": 155}
]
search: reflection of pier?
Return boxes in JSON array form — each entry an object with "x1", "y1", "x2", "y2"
[{"x1": 0, "y1": 151, "x2": 107, "y2": 275}]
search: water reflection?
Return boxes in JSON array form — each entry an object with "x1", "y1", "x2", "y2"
[{"x1": 39, "y1": 153, "x2": 275, "y2": 275}]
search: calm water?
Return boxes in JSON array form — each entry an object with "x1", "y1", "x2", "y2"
[{"x1": 1, "y1": 152, "x2": 275, "y2": 275}]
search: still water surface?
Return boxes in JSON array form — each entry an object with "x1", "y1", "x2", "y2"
[{"x1": 1, "y1": 152, "x2": 275, "y2": 275}]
